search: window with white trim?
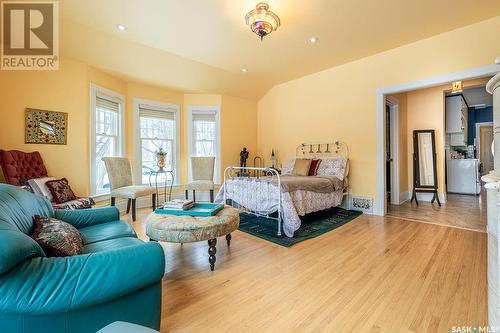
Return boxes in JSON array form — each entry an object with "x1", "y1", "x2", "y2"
[
  {"x1": 188, "y1": 107, "x2": 220, "y2": 182},
  {"x1": 136, "y1": 102, "x2": 179, "y2": 185},
  {"x1": 192, "y1": 112, "x2": 217, "y2": 156},
  {"x1": 90, "y1": 86, "x2": 124, "y2": 196}
]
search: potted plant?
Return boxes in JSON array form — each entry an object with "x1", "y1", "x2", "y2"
[{"x1": 156, "y1": 148, "x2": 167, "y2": 171}]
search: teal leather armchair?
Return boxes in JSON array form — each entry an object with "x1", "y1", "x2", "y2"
[{"x1": 0, "y1": 184, "x2": 165, "y2": 333}]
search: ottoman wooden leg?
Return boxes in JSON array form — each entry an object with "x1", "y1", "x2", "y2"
[
  {"x1": 208, "y1": 238, "x2": 217, "y2": 271},
  {"x1": 226, "y1": 234, "x2": 231, "y2": 246}
]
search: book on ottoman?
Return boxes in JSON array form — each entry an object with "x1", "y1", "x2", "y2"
[{"x1": 163, "y1": 199, "x2": 194, "y2": 210}]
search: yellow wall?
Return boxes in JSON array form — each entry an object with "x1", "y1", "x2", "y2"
[
  {"x1": 0, "y1": 58, "x2": 90, "y2": 195},
  {"x1": 221, "y1": 95, "x2": 258, "y2": 175},
  {"x1": 2, "y1": 16, "x2": 499, "y2": 205},
  {"x1": 0, "y1": 59, "x2": 257, "y2": 196},
  {"x1": 406, "y1": 87, "x2": 446, "y2": 194},
  {"x1": 257, "y1": 16, "x2": 500, "y2": 202}
]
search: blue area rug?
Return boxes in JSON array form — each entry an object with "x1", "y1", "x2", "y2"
[{"x1": 238, "y1": 207, "x2": 362, "y2": 247}]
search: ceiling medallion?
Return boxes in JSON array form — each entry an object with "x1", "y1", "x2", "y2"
[{"x1": 245, "y1": 2, "x2": 280, "y2": 41}]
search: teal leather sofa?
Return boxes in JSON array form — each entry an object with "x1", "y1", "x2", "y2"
[{"x1": 0, "y1": 184, "x2": 165, "y2": 333}]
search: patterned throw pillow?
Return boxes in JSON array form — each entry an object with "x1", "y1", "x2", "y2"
[
  {"x1": 308, "y1": 159, "x2": 322, "y2": 176},
  {"x1": 31, "y1": 215, "x2": 83, "y2": 257},
  {"x1": 281, "y1": 158, "x2": 296, "y2": 175},
  {"x1": 45, "y1": 178, "x2": 77, "y2": 204},
  {"x1": 316, "y1": 157, "x2": 348, "y2": 180}
]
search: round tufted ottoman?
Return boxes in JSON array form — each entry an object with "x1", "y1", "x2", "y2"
[{"x1": 145, "y1": 207, "x2": 240, "y2": 271}]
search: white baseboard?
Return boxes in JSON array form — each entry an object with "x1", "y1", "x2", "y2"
[
  {"x1": 399, "y1": 191, "x2": 411, "y2": 204},
  {"x1": 390, "y1": 190, "x2": 446, "y2": 205},
  {"x1": 414, "y1": 191, "x2": 447, "y2": 203}
]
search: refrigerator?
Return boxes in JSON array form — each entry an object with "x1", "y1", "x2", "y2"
[{"x1": 446, "y1": 159, "x2": 480, "y2": 194}]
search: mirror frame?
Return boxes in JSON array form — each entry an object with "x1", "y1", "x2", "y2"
[{"x1": 413, "y1": 129, "x2": 438, "y2": 189}]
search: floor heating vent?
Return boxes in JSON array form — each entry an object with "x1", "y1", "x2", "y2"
[{"x1": 350, "y1": 196, "x2": 373, "y2": 213}]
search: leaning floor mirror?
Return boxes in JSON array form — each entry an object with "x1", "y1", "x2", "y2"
[{"x1": 410, "y1": 129, "x2": 441, "y2": 206}]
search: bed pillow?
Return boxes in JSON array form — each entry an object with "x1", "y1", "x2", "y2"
[
  {"x1": 45, "y1": 178, "x2": 77, "y2": 204},
  {"x1": 291, "y1": 159, "x2": 312, "y2": 176},
  {"x1": 308, "y1": 159, "x2": 321, "y2": 176},
  {"x1": 31, "y1": 215, "x2": 83, "y2": 257},
  {"x1": 27, "y1": 176, "x2": 56, "y2": 201},
  {"x1": 316, "y1": 157, "x2": 348, "y2": 180},
  {"x1": 281, "y1": 158, "x2": 296, "y2": 175}
]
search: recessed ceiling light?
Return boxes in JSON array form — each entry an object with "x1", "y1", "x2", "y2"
[
  {"x1": 241, "y1": 68, "x2": 248, "y2": 73},
  {"x1": 116, "y1": 24, "x2": 128, "y2": 32},
  {"x1": 308, "y1": 36, "x2": 318, "y2": 44}
]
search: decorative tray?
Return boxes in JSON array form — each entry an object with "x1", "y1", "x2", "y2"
[{"x1": 154, "y1": 203, "x2": 224, "y2": 217}]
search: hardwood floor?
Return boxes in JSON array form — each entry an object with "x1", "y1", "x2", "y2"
[
  {"x1": 125, "y1": 208, "x2": 487, "y2": 333},
  {"x1": 387, "y1": 191, "x2": 487, "y2": 232}
]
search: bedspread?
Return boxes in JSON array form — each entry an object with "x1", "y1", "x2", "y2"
[{"x1": 215, "y1": 177, "x2": 345, "y2": 237}]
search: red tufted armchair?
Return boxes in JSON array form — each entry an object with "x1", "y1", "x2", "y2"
[
  {"x1": 0, "y1": 150, "x2": 48, "y2": 185},
  {"x1": 0, "y1": 150, "x2": 94, "y2": 209}
]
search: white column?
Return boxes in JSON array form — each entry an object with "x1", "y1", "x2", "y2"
[{"x1": 483, "y1": 64, "x2": 500, "y2": 328}]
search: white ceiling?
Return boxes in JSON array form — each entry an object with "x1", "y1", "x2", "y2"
[
  {"x1": 59, "y1": 0, "x2": 500, "y2": 99},
  {"x1": 462, "y1": 87, "x2": 493, "y2": 107}
]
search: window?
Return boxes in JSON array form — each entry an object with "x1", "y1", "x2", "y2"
[
  {"x1": 193, "y1": 112, "x2": 216, "y2": 156},
  {"x1": 90, "y1": 85, "x2": 124, "y2": 196},
  {"x1": 188, "y1": 106, "x2": 221, "y2": 182},
  {"x1": 134, "y1": 100, "x2": 180, "y2": 185}
]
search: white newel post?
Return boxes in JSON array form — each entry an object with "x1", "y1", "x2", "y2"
[{"x1": 482, "y1": 58, "x2": 500, "y2": 328}]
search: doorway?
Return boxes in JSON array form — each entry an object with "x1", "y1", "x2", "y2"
[
  {"x1": 385, "y1": 81, "x2": 493, "y2": 232},
  {"x1": 386, "y1": 104, "x2": 391, "y2": 202},
  {"x1": 375, "y1": 64, "x2": 498, "y2": 216},
  {"x1": 385, "y1": 97, "x2": 400, "y2": 205},
  {"x1": 477, "y1": 122, "x2": 494, "y2": 175}
]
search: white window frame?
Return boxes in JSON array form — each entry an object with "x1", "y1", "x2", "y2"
[
  {"x1": 89, "y1": 84, "x2": 125, "y2": 197},
  {"x1": 133, "y1": 98, "x2": 180, "y2": 185},
  {"x1": 187, "y1": 105, "x2": 221, "y2": 184}
]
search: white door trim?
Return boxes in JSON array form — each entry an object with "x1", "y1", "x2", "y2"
[
  {"x1": 375, "y1": 64, "x2": 499, "y2": 216},
  {"x1": 386, "y1": 97, "x2": 400, "y2": 205},
  {"x1": 476, "y1": 121, "x2": 494, "y2": 173}
]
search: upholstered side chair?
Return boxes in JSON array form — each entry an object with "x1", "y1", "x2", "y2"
[
  {"x1": 185, "y1": 156, "x2": 216, "y2": 202},
  {"x1": 102, "y1": 157, "x2": 156, "y2": 221}
]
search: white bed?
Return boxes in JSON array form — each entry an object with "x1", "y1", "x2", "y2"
[{"x1": 216, "y1": 141, "x2": 349, "y2": 237}]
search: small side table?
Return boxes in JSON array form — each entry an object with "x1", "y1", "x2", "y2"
[{"x1": 149, "y1": 169, "x2": 174, "y2": 207}]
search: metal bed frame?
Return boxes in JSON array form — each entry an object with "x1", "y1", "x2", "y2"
[{"x1": 223, "y1": 141, "x2": 348, "y2": 237}]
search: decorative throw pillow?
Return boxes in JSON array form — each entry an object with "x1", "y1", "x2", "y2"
[
  {"x1": 27, "y1": 176, "x2": 56, "y2": 201},
  {"x1": 291, "y1": 159, "x2": 312, "y2": 176},
  {"x1": 31, "y1": 215, "x2": 83, "y2": 257},
  {"x1": 45, "y1": 178, "x2": 77, "y2": 204},
  {"x1": 52, "y1": 197, "x2": 95, "y2": 210},
  {"x1": 281, "y1": 158, "x2": 296, "y2": 175},
  {"x1": 308, "y1": 159, "x2": 322, "y2": 176},
  {"x1": 316, "y1": 157, "x2": 348, "y2": 180}
]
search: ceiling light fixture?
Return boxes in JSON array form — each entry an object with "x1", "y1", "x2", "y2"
[
  {"x1": 116, "y1": 24, "x2": 128, "y2": 32},
  {"x1": 241, "y1": 68, "x2": 248, "y2": 73},
  {"x1": 308, "y1": 36, "x2": 318, "y2": 44},
  {"x1": 245, "y1": 2, "x2": 280, "y2": 41}
]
